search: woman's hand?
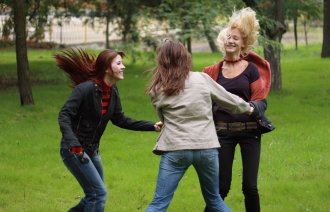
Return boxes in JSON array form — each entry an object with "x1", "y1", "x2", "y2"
[
  {"x1": 154, "y1": 121, "x2": 163, "y2": 132},
  {"x1": 247, "y1": 105, "x2": 255, "y2": 115},
  {"x1": 71, "y1": 146, "x2": 84, "y2": 155}
]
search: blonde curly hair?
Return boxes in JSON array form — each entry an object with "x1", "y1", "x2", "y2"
[{"x1": 217, "y1": 7, "x2": 260, "y2": 55}]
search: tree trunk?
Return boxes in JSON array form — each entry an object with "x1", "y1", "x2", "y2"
[
  {"x1": 264, "y1": 44, "x2": 282, "y2": 91},
  {"x1": 59, "y1": 17, "x2": 63, "y2": 46},
  {"x1": 13, "y1": 0, "x2": 34, "y2": 105},
  {"x1": 105, "y1": 0, "x2": 111, "y2": 48},
  {"x1": 202, "y1": 21, "x2": 217, "y2": 53},
  {"x1": 293, "y1": 16, "x2": 298, "y2": 50},
  {"x1": 205, "y1": 35, "x2": 217, "y2": 53},
  {"x1": 243, "y1": 0, "x2": 285, "y2": 92},
  {"x1": 321, "y1": 0, "x2": 330, "y2": 57},
  {"x1": 303, "y1": 18, "x2": 308, "y2": 45},
  {"x1": 270, "y1": 0, "x2": 285, "y2": 91},
  {"x1": 263, "y1": 0, "x2": 286, "y2": 92},
  {"x1": 186, "y1": 37, "x2": 192, "y2": 54},
  {"x1": 105, "y1": 15, "x2": 110, "y2": 49}
]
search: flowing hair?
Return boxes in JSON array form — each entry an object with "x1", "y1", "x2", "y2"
[
  {"x1": 147, "y1": 40, "x2": 192, "y2": 96},
  {"x1": 217, "y1": 7, "x2": 259, "y2": 55},
  {"x1": 54, "y1": 48, "x2": 125, "y2": 87}
]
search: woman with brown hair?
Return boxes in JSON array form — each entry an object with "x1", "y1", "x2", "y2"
[
  {"x1": 55, "y1": 49, "x2": 161, "y2": 212},
  {"x1": 145, "y1": 40, "x2": 255, "y2": 212}
]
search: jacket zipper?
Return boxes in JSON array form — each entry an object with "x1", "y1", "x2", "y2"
[
  {"x1": 76, "y1": 116, "x2": 82, "y2": 131},
  {"x1": 92, "y1": 117, "x2": 102, "y2": 143},
  {"x1": 92, "y1": 93, "x2": 103, "y2": 143}
]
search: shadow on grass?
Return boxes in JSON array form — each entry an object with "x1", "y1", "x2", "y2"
[{"x1": 0, "y1": 78, "x2": 63, "y2": 90}]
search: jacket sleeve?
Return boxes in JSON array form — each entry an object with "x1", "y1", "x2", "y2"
[
  {"x1": 243, "y1": 51, "x2": 272, "y2": 99},
  {"x1": 58, "y1": 86, "x2": 83, "y2": 148},
  {"x1": 202, "y1": 73, "x2": 251, "y2": 114},
  {"x1": 249, "y1": 100, "x2": 267, "y2": 119},
  {"x1": 149, "y1": 92, "x2": 164, "y2": 123},
  {"x1": 203, "y1": 63, "x2": 220, "y2": 81},
  {"x1": 250, "y1": 78, "x2": 264, "y2": 101},
  {"x1": 110, "y1": 87, "x2": 155, "y2": 131}
]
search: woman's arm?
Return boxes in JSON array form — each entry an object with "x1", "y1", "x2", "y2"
[
  {"x1": 202, "y1": 73, "x2": 253, "y2": 114},
  {"x1": 110, "y1": 87, "x2": 156, "y2": 131},
  {"x1": 58, "y1": 86, "x2": 83, "y2": 148}
]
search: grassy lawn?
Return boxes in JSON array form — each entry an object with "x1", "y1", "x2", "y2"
[{"x1": 0, "y1": 44, "x2": 329, "y2": 211}]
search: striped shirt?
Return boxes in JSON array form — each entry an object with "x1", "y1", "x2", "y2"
[{"x1": 96, "y1": 80, "x2": 112, "y2": 115}]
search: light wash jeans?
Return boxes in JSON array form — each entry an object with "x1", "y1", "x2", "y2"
[
  {"x1": 60, "y1": 148, "x2": 107, "y2": 212},
  {"x1": 146, "y1": 149, "x2": 231, "y2": 212}
]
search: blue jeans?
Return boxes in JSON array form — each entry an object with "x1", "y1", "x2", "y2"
[
  {"x1": 60, "y1": 148, "x2": 107, "y2": 212},
  {"x1": 146, "y1": 149, "x2": 231, "y2": 212}
]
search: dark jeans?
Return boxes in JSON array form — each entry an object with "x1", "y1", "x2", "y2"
[
  {"x1": 60, "y1": 148, "x2": 107, "y2": 212},
  {"x1": 205, "y1": 131, "x2": 261, "y2": 212}
]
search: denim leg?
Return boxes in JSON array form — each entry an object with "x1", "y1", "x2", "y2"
[
  {"x1": 146, "y1": 151, "x2": 191, "y2": 212},
  {"x1": 61, "y1": 149, "x2": 107, "y2": 212},
  {"x1": 90, "y1": 151, "x2": 104, "y2": 181},
  {"x1": 194, "y1": 149, "x2": 231, "y2": 212},
  {"x1": 204, "y1": 134, "x2": 237, "y2": 212}
]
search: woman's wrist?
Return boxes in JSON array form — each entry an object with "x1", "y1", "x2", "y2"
[
  {"x1": 248, "y1": 105, "x2": 254, "y2": 115},
  {"x1": 154, "y1": 121, "x2": 163, "y2": 132},
  {"x1": 71, "y1": 146, "x2": 84, "y2": 154}
]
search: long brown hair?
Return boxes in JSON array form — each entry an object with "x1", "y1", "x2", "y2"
[
  {"x1": 147, "y1": 40, "x2": 192, "y2": 96},
  {"x1": 54, "y1": 48, "x2": 125, "y2": 87}
]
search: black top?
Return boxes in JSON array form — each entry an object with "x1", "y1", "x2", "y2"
[{"x1": 214, "y1": 62, "x2": 259, "y2": 123}]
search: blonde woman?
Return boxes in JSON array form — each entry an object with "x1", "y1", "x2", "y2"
[{"x1": 203, "y1": 8, "x2": 270, "y2": 212}]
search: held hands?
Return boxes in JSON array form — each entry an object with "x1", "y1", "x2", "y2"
[
  {"x1": 154, "y1": 121, "x2": 163, "y2": 132},
  {"x1": 248, "y1": 105, "x2": 255, "y2": 115},
  {"x1": 249, "y1": 101, "x2": 266, "y2": 119}
]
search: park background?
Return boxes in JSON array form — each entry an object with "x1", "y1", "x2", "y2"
[{"x1": 0, "y1": 0, "x2": 329, "y2": 211}]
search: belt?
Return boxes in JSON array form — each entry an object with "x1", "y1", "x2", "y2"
[{"x1": 215, "y1": 122, "x2": 258, "y2": 132}]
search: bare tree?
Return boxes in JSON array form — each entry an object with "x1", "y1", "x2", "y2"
[
  {"x1": 13, "y1": 0, "x2": 34, "y2": 105},
  {"x1": 321, "y1": 0, "x2": 330, "y2": 57},
  {"x1": 264, "y1": 0, "x2": 286, "y2": 91}
]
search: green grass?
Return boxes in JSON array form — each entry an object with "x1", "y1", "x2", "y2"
[{"x1": 0, "y1": 44, "x2": 329, "y2": 211}]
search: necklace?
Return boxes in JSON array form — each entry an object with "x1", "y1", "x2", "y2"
[{"x1": 224, "y1": 57, "x2": 243, "y2": 63}]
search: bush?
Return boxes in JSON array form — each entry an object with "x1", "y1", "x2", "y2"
[{"x1": 0, "y1": 39, "x2": 15, "y2": 48}]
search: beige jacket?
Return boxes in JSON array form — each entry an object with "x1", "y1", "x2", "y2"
[{"x1": 150, "y1": 72, "x2": 251, "y2": 154}]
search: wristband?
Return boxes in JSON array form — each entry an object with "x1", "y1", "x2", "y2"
[{"x1": 71, "y1": 146, "x2": 84, "y2": 154}]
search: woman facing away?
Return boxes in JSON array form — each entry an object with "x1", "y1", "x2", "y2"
[
  {"x1": 145, "y1": 40, "x2": 259, "y2": 212},
  {"x1": 203, "y1": 7, "x2": 273, "y2": 212},
  {"x1": 55, "y1": 48, "x2": 161, "y2": 212}
]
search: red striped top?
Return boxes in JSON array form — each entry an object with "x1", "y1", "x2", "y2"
[{"x1": 96, "y1": 80, "x2": 112, "y2": 115}]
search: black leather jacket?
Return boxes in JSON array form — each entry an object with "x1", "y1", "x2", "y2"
[
  {"x1": 58, "y1": 80, "x2": 155, "y2": 153},
  {"x1": 250, "y1": 100, "x2": 275, "y2": 134}
]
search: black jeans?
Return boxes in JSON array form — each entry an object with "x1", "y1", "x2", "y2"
[{"x1": 205, "y1": 130, "x2": 261, "y2": 212}]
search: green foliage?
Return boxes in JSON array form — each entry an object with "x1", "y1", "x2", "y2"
[
  {"x1": 0, "y1": 44, "x2": 329, "y2": 211},
  {"x1": 1, "y1": 17, "x2": 13, "y2": 40},
  {"x1": 285, "y1": 0, "x2": 322, "y2": 20},
  {"x1": 146, "y1": 0, "x2": 241, "y2": 44}
]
